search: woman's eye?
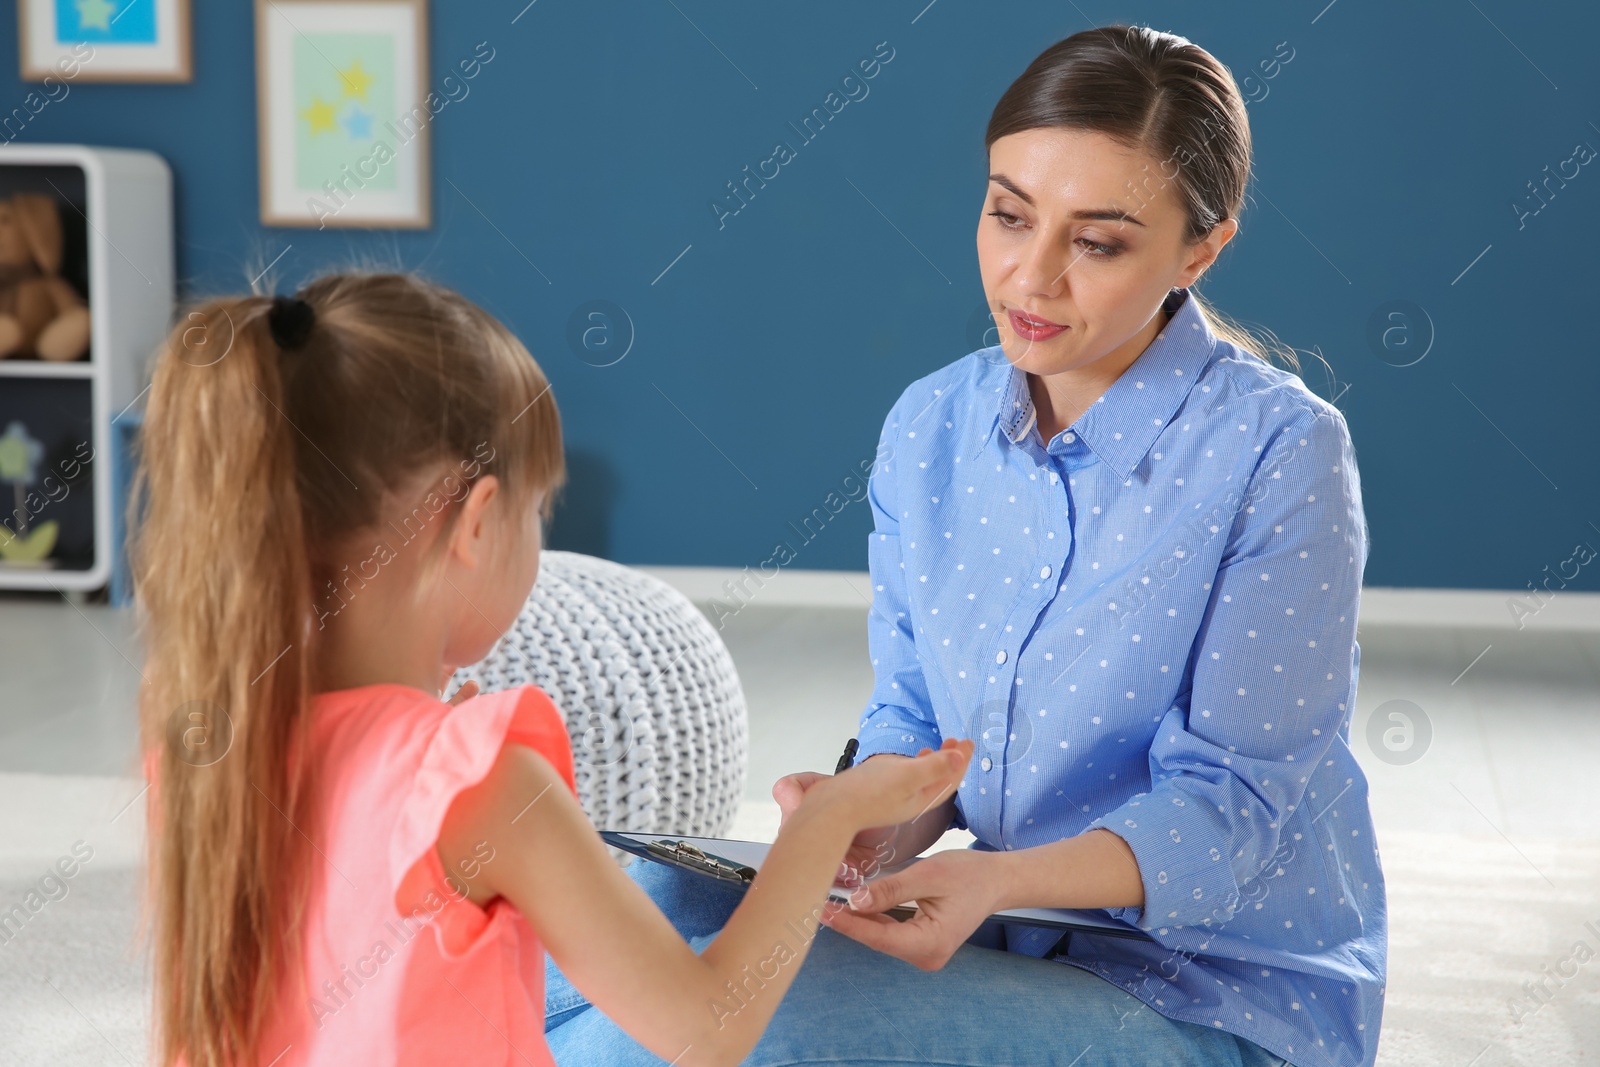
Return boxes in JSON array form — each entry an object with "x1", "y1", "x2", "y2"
[{"x1": 987, "y1": 210, "x2": 1120, "y2": 258}]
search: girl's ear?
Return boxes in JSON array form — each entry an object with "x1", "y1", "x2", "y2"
[{"x1": 448, "y1": 475, "x2": 501, "y2": 569}]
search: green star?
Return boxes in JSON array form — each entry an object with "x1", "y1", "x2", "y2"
[{"x1": 76, "y1": 0, "x2": 117, "y2": 32}]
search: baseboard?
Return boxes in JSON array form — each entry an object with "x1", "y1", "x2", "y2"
[
  {"x1": 1353, "y1": 586, "x2": 1600, "y2": 632},
  {"x1": 639, "y1": 566, "x2": 877, "y2": 611},
  {"x1": 637, "y1": 565, "x2": 1600, "y2": 634}
]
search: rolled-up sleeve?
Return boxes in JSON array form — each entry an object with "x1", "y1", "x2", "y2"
[
  {"x1": 1088, "y1": 405, "x2": 1369, "y2": 931},
  {"x1": 853, "y1": 395, "x2": 949, "y2": 760}
]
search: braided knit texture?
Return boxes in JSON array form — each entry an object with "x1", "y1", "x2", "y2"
[{"x1": 451, "y1": 551, "x2": 749, "y2": 843}]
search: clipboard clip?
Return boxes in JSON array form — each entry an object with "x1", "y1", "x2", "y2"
[{"x1": 645, "y1": 839, "x2": 758, "y2": 884}]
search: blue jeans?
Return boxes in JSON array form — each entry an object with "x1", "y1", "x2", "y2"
[{"x1": 544, "y1": 859, "x2": 1292, "y2": 1067}]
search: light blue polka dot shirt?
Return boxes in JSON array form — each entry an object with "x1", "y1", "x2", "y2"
[{"x1": 853, "y1": 286, "x2": 1386, "y2": 1067}]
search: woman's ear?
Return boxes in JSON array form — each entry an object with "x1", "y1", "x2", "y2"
[
  {"x1": 1176, "y1": 217, "x2": 1238, "y2": 288},
  {"x1": 446, "y1": 475, "x2": 501, "y2": 569}
]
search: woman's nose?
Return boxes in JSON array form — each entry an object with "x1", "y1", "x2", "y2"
[{"x1": 1012, "y1": 232, "x2": 1074, "y2": 297}]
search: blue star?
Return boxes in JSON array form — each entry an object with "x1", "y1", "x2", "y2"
[{"x1": 341, "y1": 105, "x2": 374, "y2": 142}]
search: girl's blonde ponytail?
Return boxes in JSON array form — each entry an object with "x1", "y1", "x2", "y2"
[{"x1": 135, "y1": 298, "x2": 317, "y2": 1067}]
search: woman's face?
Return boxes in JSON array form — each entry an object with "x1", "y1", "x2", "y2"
[{"x1": 976, "y1": 127, "x2": 1235, "y2": 377}]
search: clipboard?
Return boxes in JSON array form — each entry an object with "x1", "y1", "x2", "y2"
[{"x1": 600, "y1": 831, "x2": 1156, "y2": 944}]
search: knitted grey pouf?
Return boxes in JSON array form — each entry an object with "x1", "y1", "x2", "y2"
[{"x1": 451, "y1": 551, "x2": 749, "y2": 851}]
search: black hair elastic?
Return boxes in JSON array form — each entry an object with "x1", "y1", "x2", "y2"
[{"x1": 267, "y1": 295, "x2": 316, "y2": 350}]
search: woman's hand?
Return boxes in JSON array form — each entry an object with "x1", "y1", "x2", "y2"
[{"x1": 819, "y1": 848, "x2": 1008, "y2": 971}]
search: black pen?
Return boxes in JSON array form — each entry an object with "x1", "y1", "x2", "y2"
[{"x1": 833, "y1": 737, "x2": 859, "y2": 775}]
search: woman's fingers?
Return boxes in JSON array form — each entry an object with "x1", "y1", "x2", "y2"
[
  {"x1": 823, "y1": 850, "x2": 989, "y2": 972},
  {"x1": 446, "y1": 680, "x2": 479, "y2": 706},
  {"x1": 822, "y1": 874, "x2": 965, "y2": 971},
  {"x1": 845, "y1": 868, "x2": 926, "y2": 915},
  {"x1": 844, "y1": 856, "x2": 953, "y2": 918},
  {"x1": 821, "y1": 904, "x2": 942, "y2": 967},
  {"x1": 821, "y1": 903, "x2": 899, "y2": 938}
]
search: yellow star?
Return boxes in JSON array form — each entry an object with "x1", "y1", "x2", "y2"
[
  {"x1": 338, "y1": 60, "x2": 375, "y2": 99},
  {"x1": 76, "y1": 0, "x2": 117, "y2": 31},
  {"x1": 301, "y1": 96, "x2": 338, "y2": 136}
]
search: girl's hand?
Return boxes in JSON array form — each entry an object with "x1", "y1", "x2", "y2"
[
  {"x1": 774, "y1": 770, "x2": 901, "y2": 889},
  {"x1": 819, "y1": 848, "x2": 1005, "y2": 971},
  {"x1": 809, "y1": 738, "x2": 973, "y2": 837}
]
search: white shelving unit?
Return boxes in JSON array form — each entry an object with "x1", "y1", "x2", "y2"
[{"x1": 0, "y1": 144, "x2": 173, "y2": 593}]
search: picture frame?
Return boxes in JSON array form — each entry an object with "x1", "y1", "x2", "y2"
[
  {"x1": 255, "y1": 0, "x2": 431, "y2": 229},
  {"x1": 18, "y1": 0, "x2": 192, "y2": 83}
]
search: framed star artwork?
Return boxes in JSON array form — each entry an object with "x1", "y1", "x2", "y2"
[
  {"x1": 17, "y1": 0, "x2": 192, "y2": 82},
  {"x1": 255, "y1": 0, "x2": 431, "y2": 229}
]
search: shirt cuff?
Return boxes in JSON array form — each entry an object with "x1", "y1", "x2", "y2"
[
  {"x1": 1087, "y1": 786, "x2": 1245, "y2": 934},
  {"x1": 853, "y1": 707, "x2": 968, "y2": 833},
  {"x1": 853, "y1": 703, "x2": 942, "y2": 760}
]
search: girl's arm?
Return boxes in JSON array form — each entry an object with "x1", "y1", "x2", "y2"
[{"x1": 437, "y1": 738, "x2": 970, "y2": 1067}]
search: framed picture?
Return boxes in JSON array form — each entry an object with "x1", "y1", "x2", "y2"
[
  {"x1": 18, "y1": 0, "x2": 192, "y2": 82},
  {"x1": 255, "y1": 0, "x2": 431, "y2": 229}
]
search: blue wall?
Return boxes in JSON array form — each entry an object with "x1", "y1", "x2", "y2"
[{"x1": 3, "y1": 0, "x2": 1597, "y2": 595}]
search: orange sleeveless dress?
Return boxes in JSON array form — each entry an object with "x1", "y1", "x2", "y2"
[{"x1": 255, "y1": 683, "x2": 576, "y2": 1065}]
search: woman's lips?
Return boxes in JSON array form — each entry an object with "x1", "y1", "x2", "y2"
[{"x1": 1007, "y1": 308, "x2": 1068, "y2": 342}]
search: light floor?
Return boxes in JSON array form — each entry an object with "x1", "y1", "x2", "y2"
[{"x1": 1, "y1": 593, "x2": 1597, "y2": 1065}]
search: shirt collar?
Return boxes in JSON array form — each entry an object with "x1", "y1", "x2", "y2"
[{"x1": 977, "y1": 286, "x2": 1218, "y2": 481}]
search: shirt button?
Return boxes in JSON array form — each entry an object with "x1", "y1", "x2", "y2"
[
  {"x1": 1040, "y1": 565, "x2": 1052, "y2": 580},
  {"x1": 1063, "y1": 431, "x2": 1076, "y2": 443},
  {"x1": 995, "y1": 649, "x2": 1007, "y2": 664},
  {"x1": 980, "y1": 757, "x2": 993, "y2": 772}
]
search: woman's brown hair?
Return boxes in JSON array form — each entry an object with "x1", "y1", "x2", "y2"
[
  {"x1": 987, "y1": 24, "x2": 1316, "y2": 375},
  {"x1": 130, "y1": 270, "x2": 564, "y2": 1067}
]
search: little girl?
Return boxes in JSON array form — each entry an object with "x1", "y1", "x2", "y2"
[{"x1": 131, "y1": 269, "x2": 973, "y2": 1067}]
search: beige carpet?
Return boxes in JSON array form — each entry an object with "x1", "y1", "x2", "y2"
[{"x1": 1376, "y1": 828, "x2": 1600, "y2": 1066}]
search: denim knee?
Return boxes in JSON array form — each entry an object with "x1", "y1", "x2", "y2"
[
  {"x1": 627, "y1": 856, "x2": 746, "y2": 941},
  {"x1": 545, "y1": 856, "x2": 745, "y2": 1029}
]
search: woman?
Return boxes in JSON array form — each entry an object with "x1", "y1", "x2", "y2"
[{"x1": 545, "y1": 24, "x2": 1384, "y2": 1067}]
